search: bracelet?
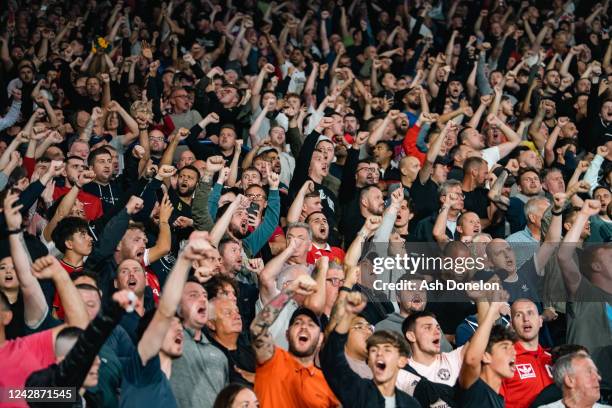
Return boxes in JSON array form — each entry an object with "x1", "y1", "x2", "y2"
[
  {"x1": 358, "y1": 230, "x2": 369, "y2": 240},
  {"x1": 551, "y1": 208, "x2": 564, "y2": 216},
  {"x1": 7, "y1": 228, "x2": 22, "y2": 235},
  {"x1": 339, "y1": 286, "x2": 352, "y2": 294}
]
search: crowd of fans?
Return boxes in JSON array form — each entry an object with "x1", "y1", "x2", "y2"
[{"x1": 0, "y1": 0, "x2": 611, "y2": 406}]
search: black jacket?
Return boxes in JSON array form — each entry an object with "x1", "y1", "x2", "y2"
[
  {"x1": 26, "y1": 301, "x2": 125, "y2": 407},
  {"x1": 320, "y1": 331, "x2": 422, "y2": 408}
]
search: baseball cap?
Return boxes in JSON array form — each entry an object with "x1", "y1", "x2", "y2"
[{"x1": 289, "y1": 307, "x2": 322, "y2": 329}]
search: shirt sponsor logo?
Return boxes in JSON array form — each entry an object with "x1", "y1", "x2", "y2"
[
  {"x1": 430, "y1": 399, "x2": 449, "y2": 408},
  {"x1": 516, "y1": 363, "x2": 536, "y2": 379},
  {"x1": 437, "y1": 368, "x2": 451, "y2": 381}
]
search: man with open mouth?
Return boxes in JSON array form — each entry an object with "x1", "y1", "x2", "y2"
[
  {"x1": 251, "y1": 274, "x2": 339, "y2": 408},
  {"x1": 305, "y1": 211, "x2": 345, "y2": 265},
  {"x1": 458, "y1": 300, "x2": 518, "y2": 407},
  {"x1": 502, "y1": 298, "x2": 554, "y2": 407},
  {"x1": 403, "y1": 310, "x2": 466, "y2": 388},
  {"x1": 320, "y1": 290, "x2": 421, "y2": 407}
]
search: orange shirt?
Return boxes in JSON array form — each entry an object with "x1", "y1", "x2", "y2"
[{"x1": 254, "y1": 347, "x2": 339, "y2": 408}]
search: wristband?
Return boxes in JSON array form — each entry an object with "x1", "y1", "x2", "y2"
[
  {"x1": 7, "y1": 228, "x2": 22, "y2": 235},
  {"x1": 551, "y1": 208, "x2": 563, "y2": 216},
  {"x1": 339, "y1": 286, "x2": 352, "y2": 294},
  {"x1": 126, "y1": 291, "x2": 137, "y2": 313}
]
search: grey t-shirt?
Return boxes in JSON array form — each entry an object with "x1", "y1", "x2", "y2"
[{"x1": 170, "y1": 327, "x2": 229, "y2": 408}]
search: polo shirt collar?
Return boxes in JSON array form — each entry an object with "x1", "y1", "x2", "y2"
[
  {"x1": 312, "y1": 242, "x2": 331, "y2": 251},
  {"x1": 515, "y1": 341, "x2": 545, "y2": 357},
  {"x1": 184, "y1": 326, "x2": 211, "y2": 344}
]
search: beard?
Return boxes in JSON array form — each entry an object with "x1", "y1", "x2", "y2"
[
  {"x1": 288, "y1": 339, "x2": 318, "y2": 358},
  {"x1": 229, "y1": 223, "x2": 248, "y2": 239},
  {"x1": 371, "y1": 206, "x2": 384, "y2": 216},
  {"x1": 178, "y1": 185, "x2": 195, "y2": 197},
  {"x1": 407, "y1": 100, "x2": 420, "y2": 109}
]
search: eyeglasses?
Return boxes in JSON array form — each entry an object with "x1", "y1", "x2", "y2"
[
  {"x1": 357, "y1": 167, "x2": 376, "y2": 173},
  {"x1": 351, "y1": 323, "x2": 375, "y2": 333},
  {"x1": 246, "y1": 193, "x2": 266, "y2": 200},
  {"x1": 326, "y1": 278, "x2": 345, "y2": 287},
  {"x1": 444, "y1": 193, "x2": 465, "y2": 199},
  {"x1": 174, "y1": 94, "x2": 189, "y2": 99},
  {"x1": 150, "y1": 136, "x2": 165, "y2": 142}
]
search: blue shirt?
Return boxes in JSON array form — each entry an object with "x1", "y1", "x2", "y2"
[{"x1": 120, "y1": 352, "x2": 177, "y2": 408}]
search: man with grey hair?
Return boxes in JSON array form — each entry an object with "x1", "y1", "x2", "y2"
[
  {"x1": 539, "y1": 352, "x2": 607, "y2": 408},
  {"x1": 507, "y1": 196, "x2": 551, "y2": 269},
  {"x1": 205, "y1": 297, "x2": 255, "y2": 385}
]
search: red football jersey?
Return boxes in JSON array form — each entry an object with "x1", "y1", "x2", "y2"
[{"x1": 501, "y1": 342, "x2": 553, "y2": 408}]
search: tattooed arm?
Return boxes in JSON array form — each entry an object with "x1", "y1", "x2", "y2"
[{"x1": 250, "y1": 274, "x2": 318, "y2": 364}]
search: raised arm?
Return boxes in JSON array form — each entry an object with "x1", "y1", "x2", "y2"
[
  {"x1": 4, "y1": 193, "x2": 48, "y2": 327},
  {"x1": 31, "y1": 256, "x2": 89, "y2": 330},
  {"x1": 227, "y1": 141, "x2": 243, "y2": 187},
  {"x1": 249, "y1": 100, "x2": 273, "y2": 146},
  {"x1": 145, "y1": 194, "x2": 173, "y2": 264},
  {"x1": 344, "y1": 216, "x2": 382, "y2": 266},
  {"x1": 251, "y1": 64, "x2": 275, "y2": 112},
  {"x1": 367, "y1": 110, "x2": 397, "y2": 148},
  {"x1": 558, "y1": 200, "x2": 601, "y2": 296},
  {"x1": 250, "y1": 274, "x2": 317, "y2": 364},
  {"x1": 108, "y1": 101, "x2": 139, "y2": 142},
  {"x1": 258, "y1": 239, "x2": 299, "y2": 304},
  {"x1": 0, "y1": 133, "x2": 27, "y2": 171},
  {"x1": 434, "y1": 193, "x2": 461, "y2": 243},
  {"x1": 459, "y1": 301, "x2": 503, "y2": 389},
  {"x1": 534, "y1": 192, "x2": 565, "y2": 274},
  {"x1": 138, "y1": 232, "x2": 212, "y2": 364},
  {"x1": 209, "y1": 194, "x2": 249, "y2": 247},
  {"x1": 287, "y1": 181, "x2": 314, "y2": 223},
  {"x1": 302, "y1": 256, "x2": 328, "y2": 316},
  {"x1": 486, "y1": 114, "x2": 521, "y2": 159}
]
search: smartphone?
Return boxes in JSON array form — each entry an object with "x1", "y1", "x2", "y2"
[{"x1": 247, "y1": 202, "x2": 260, "y2": 217}]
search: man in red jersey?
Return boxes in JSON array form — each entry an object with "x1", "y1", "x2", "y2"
[
  {"x1": 305, "y1": 211, "x2": 345, "y2": 265},
  {"x1": 53, "y1": 156, "x2": 103, "y2": 221},
  {"x1": 501, "y1": 298, "x2": 553, "y2": 408}
]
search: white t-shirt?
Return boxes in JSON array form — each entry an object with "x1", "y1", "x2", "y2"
[
  {"x1": 407, "y1": 346, "x2": 465, "y2": 387},
  {"x1": 537, "y1": 401, "x2": 611, "y2": 408},
  {"x1": 280, "y1": 61, "x2": 306, "y2": 94},
  {"x1": 396, "y1": 369, "x2": 421, "y2": 396},
  {"x1": 446, "y1": 219, "x2": 457, "y2": 237},
  {"x1": 482, "y1": 147, "x2": 501, "y2": 170}
]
